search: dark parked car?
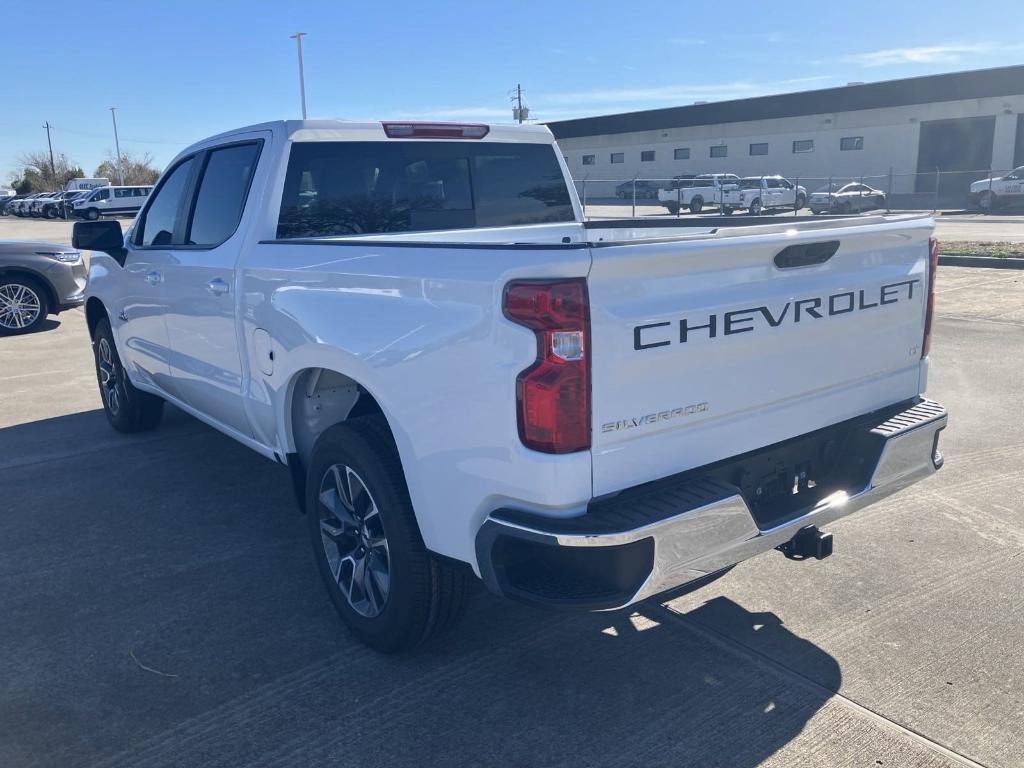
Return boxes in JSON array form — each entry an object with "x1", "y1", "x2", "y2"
[
  {"x1": 0, "y1": 195, "x2": 27, "y2": 216},
  {"x1": 808, "y1": 183, "x2": 887, "y2": 214},
  {"x1": 615, "y1": 180, "x2": 661, "y2": 199},
  {"x1": 0, "y1": 241, "x2": 86, "y2": 334}
]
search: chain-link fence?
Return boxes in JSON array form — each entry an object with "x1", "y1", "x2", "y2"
[{"x1": 570, "y1": 167, "x2": 1021, "y2": 219}]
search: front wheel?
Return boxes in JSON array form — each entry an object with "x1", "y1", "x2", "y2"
[
  {"x1": 795, "y1": 194, "x2": 806, "y2": 210},
  {"x1": 721, "y1": 205, "x2": 734, "y2": 216},
  {"x1": 307, "y1": 416, "x2": 469, "y2": 652},
  {"x1": 86, "y1": 207, "x2": 100, "y2": 221},
  {"x1": 0, "y1": 276, "x2": 49, "y2": 335},
  {"x1": 93, "y1": 318, "x2": 164, "y2": 432}
]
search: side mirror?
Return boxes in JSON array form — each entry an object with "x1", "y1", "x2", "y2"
[{"x1": 73, "y1": 220, "x2": 127, "y2": 266}]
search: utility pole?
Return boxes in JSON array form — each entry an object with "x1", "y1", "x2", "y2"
[
  {"x1": 109, "y1": 107, "x2": 125, "y2": 185},
  {"x1": 290, "y1": 32, "x2": 308, "y2": 119},
  {"x1": 42, "y1": 122, "x2": 57, "y2": 188},
  {"x1": 516, "y1": 83, "x2": 524, "y2": 124}
]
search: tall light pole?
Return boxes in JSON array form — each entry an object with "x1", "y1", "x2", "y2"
[
  {"x1": 290, "y1": 32, "x2": 308, "y2": 119},
  {"x1": 109, "y1": 107, "x2": 125, "y2": 185}
]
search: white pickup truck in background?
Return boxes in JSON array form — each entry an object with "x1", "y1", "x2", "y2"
[
  {"x1": 75, "y1": 120, "x2": 947, "y2": 652},
  {"x1": 720, "y1": 175, "x2": 807, "y2": 215},
  {"x1": 657, "y1": 173, "x2": 740, "y2": 214}
]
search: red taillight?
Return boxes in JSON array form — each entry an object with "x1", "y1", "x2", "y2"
[
  {"x1": 381, "y1": 122, "x2": 490, "y2": 139},
  {"x1": 923, "y1": 237, "x2": 939, "y2": 357},
  {"x1": 503, "y1": 279, "x2": 590, "y2": 454}
]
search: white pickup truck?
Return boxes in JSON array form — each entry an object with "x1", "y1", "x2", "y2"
[
  {"x1": 74, "y1": 120, "x2": 947, "y2": 652},
  {"x1": 720, "y1": 175, "x2": 807, "y2": 215},
  {"x1": 657, "y1": 173, "x2": 740, "y2": 214}
]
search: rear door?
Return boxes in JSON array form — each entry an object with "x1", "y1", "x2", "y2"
[
  {"x1": 159, "y1": 138, "x2": 265, "y2": 438},
  {"x1": 587, "y1": 219, "x2": 932, "y2": 496}
]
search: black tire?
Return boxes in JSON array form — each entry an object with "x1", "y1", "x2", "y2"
[
  {"x1": 689, "y1": 196, "x2": 703, "y2": 214},
  {"x1": 978, "y1": 191, "x2": 996, "y2": 212},
  {"x1": 44, "y1": 206, "x2": 56, "y2": 219},
  {"x1": 307, "y1": 416, "x2": 469, "y2": 652},
  {"x1": 0, "y1": 275, "x2": 50, "y2": 335},
  {"x1": 86, "y1": 207, "x2": 100, "y2": 221},
  {"x1": 92, "y1": 318, "x2": 164, "y2": 432},
  {"x1": 795, "y1": 194, "x2": 806, "y2": 210},
  {"x1": 664, "y1": 201, "x2": 680, "y2": 215},
  {"x1": 748, "y1": 198, "x2": 762, "y2": 216},
  {"x1": 721, "y1": 205, "x2": 734, "y2": 216}
]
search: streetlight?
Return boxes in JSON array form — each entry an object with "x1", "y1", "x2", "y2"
[
  {"x1": 289, "y1": 32, "x2": 308, "y2": 119},
  {"x1": 109, "y1": 107, "x2": 125, "y2": 185}
]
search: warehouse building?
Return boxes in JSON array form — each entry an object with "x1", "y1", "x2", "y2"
[{"x1": 547, "y1": 65, "x2": 1024, "y2": 200}]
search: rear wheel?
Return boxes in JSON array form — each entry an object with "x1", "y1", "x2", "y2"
[
  {"x1": 689, "y1": 196, "x2": 703, "y2": 214},
  {"x1": 0, "y1": 276, "x2": 48, "y2": 335},
  {"x1": 93, "y1": 318, "x2": 164, "y2": 432},
  {"x1": 664, "y1": 201, "x2": 680, "y2": 215},
  {"x1": 748, "y1": 198, "x2": 763, "y2": 215},
  {"x1": 978, "y1": 191, "x2": 997, "y2": 212},
  {"x1": 307, "y1": 416, "x2": 469, "y2": 652}
]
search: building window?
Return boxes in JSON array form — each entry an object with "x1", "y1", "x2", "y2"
[
  {"x1": 749, "y1": 142, "x2": 768, "y2": 156},
  {"x1": 710, "y1": 145, "x2": 727, "y2": 158},
  {"x1": 792, "y1": 139, "x2": 814, "y2": 153},
  {"x1": 610, "y1": 152, "x2": 624, "y2": 164},
  {"x1": 840, "y1": 136, "x2": 864, "y2": 151},
  {"x1": 582, "y1": 154, "x2": 595, "y2": 165},
  {"x1": 640, "y1": 150, "x2": 655, "y2": 162},
  {"x1": 674, "y1": 147, "x2": 690, "y2": 160}
]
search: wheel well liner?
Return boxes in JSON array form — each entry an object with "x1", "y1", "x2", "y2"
[{"x1": 85, "y1": 297, "x2": 108, "y2": 338}]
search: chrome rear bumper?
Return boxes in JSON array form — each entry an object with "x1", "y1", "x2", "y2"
[{"x1": 476, "y1": 399, "x2": 947, "y2": 610}]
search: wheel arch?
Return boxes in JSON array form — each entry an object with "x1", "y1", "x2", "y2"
[
  {"x1": 281, "y1": 366, "x2": 405, "y2": 514},
  {"x1": 0, "y1": 267, "x2": 58, "y2": 314},
  {"x1": 85, "y1": 297, "x2": 108, "y2": 339}
]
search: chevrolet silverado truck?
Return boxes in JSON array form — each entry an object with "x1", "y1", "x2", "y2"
[{"x1": 74, "y1": 120, "x2": 947, "y2": 652}]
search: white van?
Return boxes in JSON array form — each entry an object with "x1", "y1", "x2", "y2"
[{"x1": 72, "y1": 185, "x2": 153, "y2": 220}]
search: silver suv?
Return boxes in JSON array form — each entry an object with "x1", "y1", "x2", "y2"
[{"x1": 0, "y1": 241, "x2": 86, "y2": 334}]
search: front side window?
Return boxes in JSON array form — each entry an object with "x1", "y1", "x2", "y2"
[
  {"x1": 136, "y1": 157, "x2": 195, "y2": 247},
  {"x1": 674, "y1": 148, "x2": 689, "y2": 160},
  {"x1": 710, "y1": 145, "x2": 727, "y2": 158},
  {"x1": 188, "y1": 143, "x2": 262, "y2": 246},
  {"x1": 749, "y1": 142, "x2": 768, "y2": 156},
  {"x1": 640, "y1": 150, "x2": 655, "y2": 162},
  {"x1": 610, "y1": 152, "x2": 624, "y2": 164},
  {"x1": 793, "y1": 140, "x2": 814, "y2": 153},
  {"x1": 277, "y1": 141, "x2": 573, "y2": 238},
  {"x1": 93, "y1": 188, "x2": 110, "y2": 201},
  {"x1": 582, "y1": 154, "x2": 595, "y2": 165}
]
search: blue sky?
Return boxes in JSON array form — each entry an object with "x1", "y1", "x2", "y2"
[{"x1": 2, "y1": 0, "x2": 1023, "y2": 183}]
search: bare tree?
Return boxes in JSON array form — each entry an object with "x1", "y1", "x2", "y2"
[
  {"x1": 12, "y1": 150, "x2": 84, "y2": 191},
  {"x1": 94, "y1": 150, "x2": 161, "y2": 186}
]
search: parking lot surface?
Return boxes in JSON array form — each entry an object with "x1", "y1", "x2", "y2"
[{"x1": 1, "y1": 220, "x2": 1022, "y2": 765}]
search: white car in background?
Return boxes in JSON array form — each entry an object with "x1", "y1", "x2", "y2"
[
  {"x1": 720, "y1": 176, "x2": 807, "y2": 215},
  {"x1": 72, "y1": 185, "x2": 153, "y2": 220},
  {"x1": 968, "y1": 167, "x2": 1024, "y2": 211},
  {"x1": 809, "y1": 182, "x2": 887, "y2": 215}
]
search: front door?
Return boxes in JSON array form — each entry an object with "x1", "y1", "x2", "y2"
[{"x1": 160, "y1": 140, "x2": 264, "y2": 438}]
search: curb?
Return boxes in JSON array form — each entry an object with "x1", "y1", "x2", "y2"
[{"x1": 939, "y1": 255, "x2": 1024, "y2": 270}]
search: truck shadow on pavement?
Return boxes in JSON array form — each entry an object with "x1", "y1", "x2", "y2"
[{"x1": 0, "y1": 409, "x2": 841, "y2": 767}]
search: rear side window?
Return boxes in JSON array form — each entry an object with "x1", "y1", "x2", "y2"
[
  {"x1": 188, "y1": 143, "x2": 261, "y2": 246},
  {"x1": 136, "y1": 157, "x2": 195, "y2": 247},
  {"x1": 277, "y1": 141, "x2": 573, "y2": 238}
]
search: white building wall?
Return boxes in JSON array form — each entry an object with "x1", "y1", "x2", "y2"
[{"x1": 556, "y1": 95, "x2": 1024, "y2": 197}]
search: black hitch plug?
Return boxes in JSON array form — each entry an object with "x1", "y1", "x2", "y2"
[{"x1": 778, "y1": 525, "x2": 833, "y2": 561}]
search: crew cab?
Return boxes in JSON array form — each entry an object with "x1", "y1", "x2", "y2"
[
  {"x1": 75, "y1": 120, "x2": 947, "y2": 652},
  {"x1": 968, "y1": 166, "x2": 1024, "y2": 211},
  {"x1": 657, "y1": 173, "x2": 740, "y2": 214},
  {"x1": 720, "y1": 175, "x2": 807, "y2": 215}
]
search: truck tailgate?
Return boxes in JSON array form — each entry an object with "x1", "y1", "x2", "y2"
[{"x1": 587, "y1": 218, "x2": 933, "y2": 497}]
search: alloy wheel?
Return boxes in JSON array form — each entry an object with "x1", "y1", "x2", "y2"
[
  {"x1": 0, "y1": 283, "x2": 42, "y2": 330},
  {"x1": 317, "y1": 463, "x2": 390, "y2": 618},
  {"x1": 96, "y1": 337, "x2": 122, "y2": 416}
]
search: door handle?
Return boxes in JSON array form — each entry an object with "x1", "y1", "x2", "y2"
[
  {"x1": 206, "y1": 278, "x2": 230, "y2": 296},
  {"x1": 145, "y1": 271, "x2": 161, "y2": 285}
]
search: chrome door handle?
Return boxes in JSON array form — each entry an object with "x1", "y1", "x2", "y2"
[
  {"x1": 206, "y1": 278, "x2": 230, "y2": 296},
  {"x1": 145, "y1": 271, "x2": 161, "y2": 285}
]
